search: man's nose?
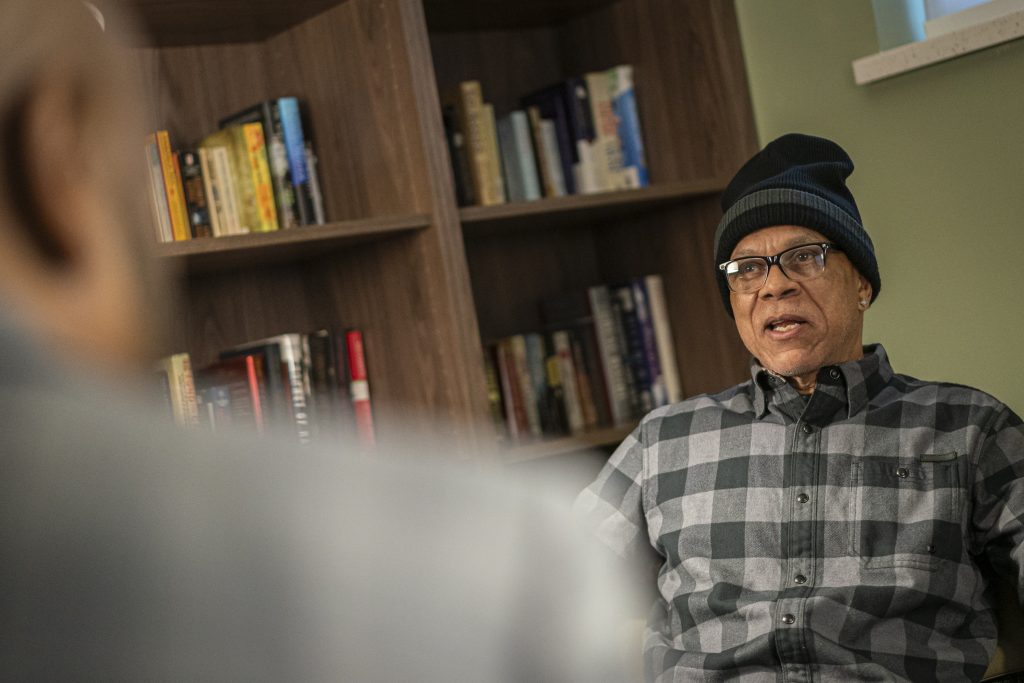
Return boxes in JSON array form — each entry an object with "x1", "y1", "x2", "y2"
[{"x1": 759, "y1": 262, "x2": 799, "y2": 300}]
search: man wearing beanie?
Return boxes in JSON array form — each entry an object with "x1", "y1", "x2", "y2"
[{"x1": 575, "y1": 133, "x2": 1024, "y2": 681}]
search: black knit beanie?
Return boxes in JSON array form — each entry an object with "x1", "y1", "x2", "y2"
[{"x1": 713, "y1": 133, "x2": 881, "y2": 316}]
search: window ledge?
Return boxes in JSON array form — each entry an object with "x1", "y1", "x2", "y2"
[{"x1": 852, "y1": 9, "x2": 1024, "y2": 85}]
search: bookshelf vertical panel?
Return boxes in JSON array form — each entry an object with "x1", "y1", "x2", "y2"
[{"x1": 558, "y1": 0, "x2": 758, "y2": 183}]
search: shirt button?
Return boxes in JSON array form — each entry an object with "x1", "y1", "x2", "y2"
[
  {"x1": 782, "y1": 613, "x2": 796, "y2": 625},
  {"x1": 794, "y1": 574, "x2": 807, "y2": 585},
  {"x1": 896, "y1": 467, "x2": 909, "y2": 478},
  {"x1": 829, "y1": 368, "x2": 841, "y2": 380},
  {"x1": 797, "y1": 493, "x2": 810, "y2": 504},
  {"x1": 801, "y1": 423, "x2": 813, "y2": 434}
]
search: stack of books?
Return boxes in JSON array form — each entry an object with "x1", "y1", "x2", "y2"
[
  {"x1": 443, "y1": 64, "x2": 649, "y2": 207},
  {"x1": 484, "y1": 274, "x2": 680, "y2": 444},
  {"x1": 146, "y1": 97, "x2": 326, "y2": 243},
  {"x1": 156, "y1": 329, "x2": 374, "y2": 448}
]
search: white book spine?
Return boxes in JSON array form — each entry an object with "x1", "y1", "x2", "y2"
[{"x1": 645, "y1": 275, "x2": 682, "y2": 404}]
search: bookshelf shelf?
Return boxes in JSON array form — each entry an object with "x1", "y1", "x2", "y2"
[
  {"x1": 501, "y1": 424, "x2": 634, "y2": 464},
  {"x1": 155, "y1": 214, "x2": 431, "y2": 272},
  {"x1": 459, "y1": 179, "x2": 729, "y2": 237}
]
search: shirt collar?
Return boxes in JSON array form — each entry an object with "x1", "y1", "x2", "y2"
[{"x1": 750, "y1": 344, "x2": 893, "y2": 420}]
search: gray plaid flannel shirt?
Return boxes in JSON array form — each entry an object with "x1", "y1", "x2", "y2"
[{"x1": 575, "y1": 344, "x2": 1024, "y2": 682}]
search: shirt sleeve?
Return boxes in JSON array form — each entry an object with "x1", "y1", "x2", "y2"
[
  {"x1": 970, "y1": 405, "x2": 1024, "y2": 594},
  {"x1": 573, "y1": 425, "x2": 648, "y2": 559}
]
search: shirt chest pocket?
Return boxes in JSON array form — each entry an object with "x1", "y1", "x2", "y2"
[{"x1": 850, "y1": 458, "x2": 962, "y2": 571}]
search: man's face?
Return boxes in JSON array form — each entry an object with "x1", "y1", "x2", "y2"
[{"x1": 728, "y1": 225, "x2": 871, "y2": 390}]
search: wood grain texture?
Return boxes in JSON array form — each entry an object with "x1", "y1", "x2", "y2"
[
  {"x1": 465, "y1": 226, "x2": 602, "y2": 341},
  {"x1": 558, "y1": 0, "x2": 759, "y2": 183},
  {"x1": 429, "y1": 26, "x2": 564, "y2": 116},
  {"x1": 459, "y1": 179, "x2": 727, "y2": 236},
  {"x1": 121, "y1": 0, "x2": 343, "y2": 46}
]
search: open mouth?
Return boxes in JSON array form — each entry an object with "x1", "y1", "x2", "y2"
[{"x1": 765, "y1": 317, "x2": 806, "y2": 334}]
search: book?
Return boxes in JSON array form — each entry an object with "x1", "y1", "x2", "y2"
[
  {"x1": 443, "y1": 103, "x2": 476, "y2": 206},
  {"x1": 551, "y1": 330, "x2": 585, "y2": 434},
  {"x1": 509, "y1": 110, "x2": 542, "y2": 201},
  {"x1": 540, "y1": 291, "x2": 612, "y2": 427},
  {"x1": 584, "y1": 70, "x2": 623, "y2": 192},
  {"x1": 442, "y1": 81, "x2": 504, "y2": 206},
  {"x1": 609, "y1": 65, "x2": 649, "y2": 188},
  {"x1": 157, "y1": 353, "x2": 200, "y2": 428},
  {"x1": 645, "y1": 274, "x2": 682, "y2": 404},
  {"x1": 344, "y1": 329, "x2": 375, "y2": 448},
  {"x1": 194, "y1": 354, "x2": 267, "y2": 433},
  {"x1": 179, "y1": 150, "x2": 214, "y2": 239},
  {"x1": 307, "y1": 329, "x2": 352, "y2": 439},
  {"x1": 611, "y1": 283, "x2": 653, "y2": 414},
  {"x1": 277, "y1": 97, "x2": 320, "y2": 225},
  {"x1": 482, "y1": 347, "x2": 507, "y2": 438},
  {"x1": 220, "y1": 340, "x2": 290, "y2": 434},
  {"x1": 196, "y1": 147, "x2": 225, "y2": 236},
  {"x1": 587, "y1": 285, "x2": 632, "y2": 426},
  {"x1": 509, "y1": 334, "x2": 542, "y2": 438},
  {"x1": 155, "y1": 130, "x2": 191, "y2": 241},
  {"x1": 200, "y1": 125, "x2": 278, "y2": 234},
  {"x1": 496, "y1": 111, "x2": 542, "y2": 203},
  {"x1": 496, "y1": 113, "x2": 526, "y2": 202},
  {"x1": 521, "y1": 84, "x2": 576, "y2": 195},
  {"x1": 629, "y1": 277, "x2": 667, "y2": 408},
  {"x1": 479, "y1": 103, "x2": 507, "y2": 205},
  {"x1": 241, "y1": 121, "x2": 280, "y2": 232},
  {"x1": 526, "y1": 106, "x2": 567, "y2": 198},
  {"x1": 494, "y1": 339, "x2": 527, "y2": 440},
  {"x1": 563, "y1": 76, "x2": 600, "y2": 194},
  {"x1": 304, "y1": 142, "x2": 326, "y2": 225},
  {"x1": 144, "y1": 135, "x2": 173, "y2": 242},
  {"x1": 219, "y1": 100, "x2": 300, "y2": 229},
  {"x1": 524, "y1": 333, "x2": 558, "y2": 435}
]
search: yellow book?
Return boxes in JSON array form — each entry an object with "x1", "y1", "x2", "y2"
[
  {"x1": 242, "y1": 122, "x2": 279, "y2": 232},
  {"x1": 156, "y1": 130, "x2": 191, "y2": 241},
  {"x1": 199, "y1": 127, "x2": 261, "y2": 233}
]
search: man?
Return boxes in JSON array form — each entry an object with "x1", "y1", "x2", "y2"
[
  {"x1": 0, "y1": 1, "x2": 632, "y2": 679},
  {"x1": 575, "y1": 133, "x2": 1024, "y2": 681}
]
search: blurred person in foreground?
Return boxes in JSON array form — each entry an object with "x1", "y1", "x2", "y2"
[
  {"x1": 575, "y1": 133, "x2": 1024, "y2": 681},
  {"x1": 0, "y1": 0, "x2": 635, "y2": 679}
]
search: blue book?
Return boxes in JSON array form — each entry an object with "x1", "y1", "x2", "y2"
[
  {"x1": 277, "y1": 97, "x2": 318, "y2": 225},
  {"x1": 609, "y1": 65, "x2": 649, "y2": 188}
]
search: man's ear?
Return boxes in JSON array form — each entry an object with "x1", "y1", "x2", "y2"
[
  {"x1": 857, "y1": 274, "x2": 873, "y2": 309},
  {"x1": 15, "y1": 66, "x2": 96, "y2": 270}
]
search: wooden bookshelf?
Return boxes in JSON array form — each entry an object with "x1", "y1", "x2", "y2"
[
  {"x1": 459, "y1": 179, "x2": 729, "y2": 236},
  {"x1": 156, "y1": 214, "x2": 431, "y2": 272},
  {"x1": 127, "y1": 0, "x2": 758, "y2": 460}
]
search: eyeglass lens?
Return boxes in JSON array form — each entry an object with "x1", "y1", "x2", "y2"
[{"x1": 725, "y1": 244, "x2": 828, "y2": 292}]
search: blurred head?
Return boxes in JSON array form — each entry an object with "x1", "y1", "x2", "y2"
[{"x1": 0, "y1": 0, "x2": 162, "y2": 372}]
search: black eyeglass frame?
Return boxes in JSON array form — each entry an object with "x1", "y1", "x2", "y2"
[{"x1": 718, "y1": 242, "x2": 843, "y2": 293}]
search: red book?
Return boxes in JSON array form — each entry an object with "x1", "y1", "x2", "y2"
[{"x1": 345, "y1": 329, "x2": 375, "y2": 447}]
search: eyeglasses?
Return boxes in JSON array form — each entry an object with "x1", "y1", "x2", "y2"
[{"x1": 718, "y1": 242, "x2": 842, "y2": 294}]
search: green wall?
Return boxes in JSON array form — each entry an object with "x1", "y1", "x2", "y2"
[{"x1": 734, "y1": 0, "x2": 1024, "y2": 415}]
